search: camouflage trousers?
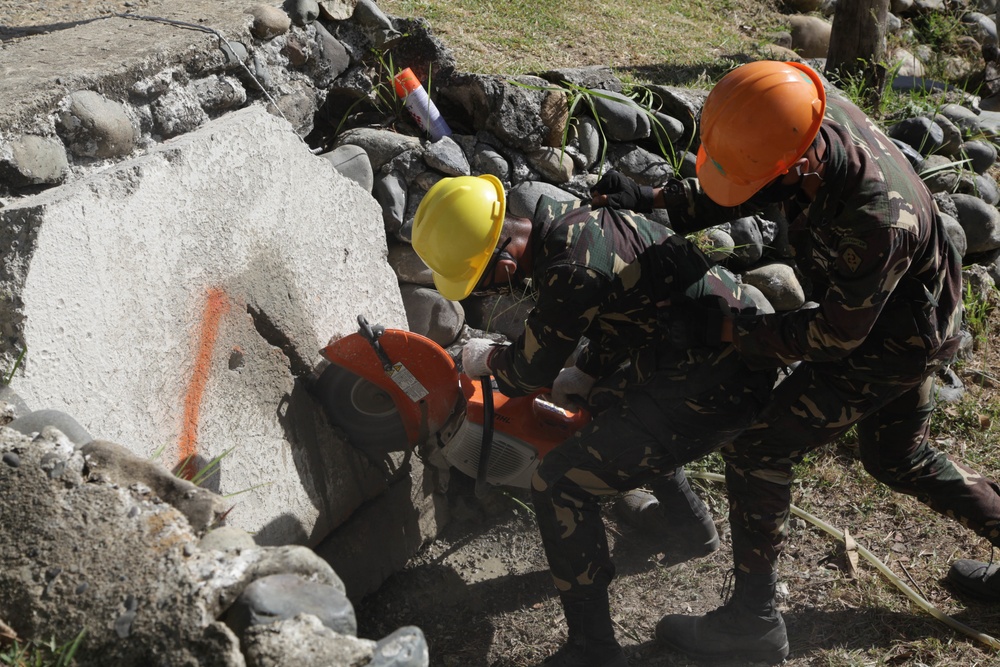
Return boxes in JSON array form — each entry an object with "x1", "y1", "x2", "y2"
[
  {"x1": 530, "y1": 357, "x2": 774, "y2": 601},
  {"x1": 721, "y1": 362, "x2": 1000, "y2": 575}
]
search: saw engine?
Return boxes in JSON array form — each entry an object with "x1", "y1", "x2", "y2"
[{"x1": 317, "y1": 316, "x2": 589, "y2": 490}]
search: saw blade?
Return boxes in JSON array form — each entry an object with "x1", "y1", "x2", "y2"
[{"x1": 314, "y1": 363, "x2": 409, "y2": 456}]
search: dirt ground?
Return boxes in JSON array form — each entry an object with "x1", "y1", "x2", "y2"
[
  {"x1": 358, "y1": 420, "x2": 1000, "y2": 667},
  {"x1": 0, "y1": 0, "x2": 158, "y2": 40}
]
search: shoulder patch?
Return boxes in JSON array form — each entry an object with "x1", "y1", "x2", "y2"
[{"x1": 841, "y1": 246, "x2": 863, "y2": 272}]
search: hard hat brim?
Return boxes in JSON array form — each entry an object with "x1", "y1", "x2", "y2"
[
  {"x1": 696, "y1": 145, "x2": 775, "y2": 207},
  {"x1": 433, "y1": 272, "x2": 480, "y2": 302}
]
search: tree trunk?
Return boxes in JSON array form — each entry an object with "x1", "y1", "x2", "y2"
[{"x1": 825, "y1": 0, "x2": 889, "y2": 113}]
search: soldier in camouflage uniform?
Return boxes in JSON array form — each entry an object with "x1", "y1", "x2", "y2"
[
  {"x1": 410, "y1": 175, "x2": 775, "y2": 667},
  {"x1": 593, "y1": 61, "x2": 1000, "y2": 664}
]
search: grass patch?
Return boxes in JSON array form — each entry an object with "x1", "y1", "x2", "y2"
[
  {"x1": 0, "y1": 631, "x2": 85, "y2": 667},
  {"x1": 2, "y1": 346, "x2": 25, "y2": 386},
  {"x1": 378, "y1": 0, "x2": 784, "y2": 82}
]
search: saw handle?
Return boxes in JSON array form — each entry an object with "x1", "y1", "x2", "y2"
[
  {"x1": 475, "y1": 375, "x2": 495, "y2": 499},
  {"x1": 533, "y1": 392, "x2": 589, "y2": 429},
  {"x1": 357, "y1": 314, "x2": 393, "y2": 371}
]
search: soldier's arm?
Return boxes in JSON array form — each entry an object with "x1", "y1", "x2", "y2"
[
  {"x1": 732, "y1": 224, "x2": 919, "y2": 366},
  {"x1": 490, "y1": 263, "x2": 605, "y2": 396},
  {"x1": 655, "y1": 177, "x2": 761, "y2": 234}
]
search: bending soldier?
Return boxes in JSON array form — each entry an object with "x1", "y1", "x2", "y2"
[{"x1": 411, "y1": 175, "x2": 775, "y2": 667}]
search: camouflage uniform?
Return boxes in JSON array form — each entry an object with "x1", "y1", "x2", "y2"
[
  {"x1": 669, "y1": 96, "x2": 1000, "y2": 576},
  {"x1": 489, "y1": 196, "x2": 774, "y2": 600}
]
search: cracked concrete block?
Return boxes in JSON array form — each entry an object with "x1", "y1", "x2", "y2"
[{"x1": 0, "y1": 106, "x2": 408, "y2": 545}]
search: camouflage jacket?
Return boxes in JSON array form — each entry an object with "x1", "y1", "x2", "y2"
[
  {"x1": 490, "y1": 196, "x2": 759, "y2": 397},
  {"x1": 669, "y1": 96, "x2": 963, "y2": 381}
]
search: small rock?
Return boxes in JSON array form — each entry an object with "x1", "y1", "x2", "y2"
[
  {"x1": 470, "y1": 144, "x2": 510, "y2": 182},
  {"x1": 248, "y1": 5, "x2": 292, "y2": 40},
  {"x1": 321, "y1": 144, "x2": 375, "y2": 193},
  {"x1": 114, "y1": 609, "x2": 137, "y2": 639},
  {"x1": 608, "y1": 144, "x2": 673, "y2": 187},
  {"x1": 284, "y1": 0, "x2": 320, "y2": 26},
  {"x1": 388, "y1": 244, "x2": 433, "y2": 285},
  {"x1": 960, "y1": 139, "x2": 997, "y2": 175},
  {"x1": 789, "y1": 15, "x2": 831, "y2": 59},
  {"x1": 951, "y1": 193, "x2": 1000, "y2": 254},
  {"x1": 589, "y1": 89, "x2": 651, "y2": 142},
  {"x1": 374, "y1": 171, "x2": 408, "y2": 236},
  {"x1": 56, "y1": 90, "x2": 137, "y2": 159},
  {"x1": 319, "y1": 0, "x2": 357, "y2": 21},
  {"x1": 727, "y1": 216, "x2": 765, "y2": 268},
  {"x1": 526, "y1": 146, "x2": 574, "y2": 183},
  {"x1": 242, "y1": 614, "x2": 377, "y2": 667},
  {"x1": 0, "y1": 135, "x2": 69, "y2": 188},
  {"x1": 199, "y1": 525, "x2": 257, "y2": 553},
  {"x1": 888, "y1": 116, "x2": 944, "y2": 157},
  {"x1": 336, "y1": 127, "x2": 422, "y2": 172},
  {"x1": 226, "y1": 573, "x2": 357, "y2": 637},
  {"x1": 371, "y1": 626, "x2": 429, "y2": 667},
  {"x1": 424, "y1": 136, "x2": 471, "y2": 176},
  {"x1": 742, "y1": 262, "x2": 805, "y2": 312},
  {"x1": 574, "y1": 116, "x2": 602, "y2": 170},
  {"x1": 399, "y1": 284, "x2": 465, "y2": 347}
]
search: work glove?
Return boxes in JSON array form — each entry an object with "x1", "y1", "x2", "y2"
[
  {"x1": 659, "y1": 298, "x2": 726, "y2": 349},
  {"x1": 462, "y1": 338, "x2": 501, "y2": 377},
  {"x1": 590, "y1": 170, "x2": 655, "y2": 213},
  {"x1": 550, "y1": 366, "x2": 597, "y2": 410}
]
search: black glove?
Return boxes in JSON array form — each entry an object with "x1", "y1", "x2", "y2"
[
  {"x1": 661, "y1": 177, "x2": 689, "y2": 211},
  {"x1": 659, "y1": 299, "x2": 726, "y2": 349},
  {"x1": 591, "y1": 170, "x2": 655, "y2": 213}
]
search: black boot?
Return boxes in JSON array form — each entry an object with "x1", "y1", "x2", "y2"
[
  {"x1": 614, "y1": 469, "x2": 719, "y2": 566},
  {"x1": 539, "y1": 593, "x2": 628, "y2": 667},
  {"x1": 948, "y1": 559, "x2": 1000, "y2": 600},
  {"x1": 654, "y1": 570, "x2": 789, "y2": 664}
]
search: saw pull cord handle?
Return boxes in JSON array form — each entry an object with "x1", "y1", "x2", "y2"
[
  {"x1": 475, "y1": 375, "x2": 495, "y2": 499},
  {"x1": 357, "y1": 314, "x2": 393, "y2": 371}
]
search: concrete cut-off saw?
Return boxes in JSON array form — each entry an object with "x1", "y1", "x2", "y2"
[{"x1": 315, "y1": 315, "x2": 589, "y2": 496}]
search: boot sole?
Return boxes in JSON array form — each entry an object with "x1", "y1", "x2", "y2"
[{"x1": 657, "y1": 635, "x2": 789, "y2": 665}]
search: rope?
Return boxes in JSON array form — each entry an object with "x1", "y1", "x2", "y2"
[{"x1": 688, "y1": 469, "x2": 1000, "y2": 651}]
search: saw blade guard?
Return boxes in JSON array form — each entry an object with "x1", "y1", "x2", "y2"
[{"x1": 321, "y1": 328, "x2": 460, "y2": 449}]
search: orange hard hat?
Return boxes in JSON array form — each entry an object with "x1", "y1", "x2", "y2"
[{"x1": 696, "y1": 61, "x2": 827, "y2": 207}]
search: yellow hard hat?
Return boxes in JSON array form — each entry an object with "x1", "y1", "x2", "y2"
[
  {"x1": 696, "y1": 61, "x2": 826, "y2": 206},
  {"x1": 411, "y1": 175, "x2": 506, "y2": 300}
]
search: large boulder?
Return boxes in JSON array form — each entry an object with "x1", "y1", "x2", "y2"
[{"x1": 0, "y1": 106, "x2": 409, "y2": 547}]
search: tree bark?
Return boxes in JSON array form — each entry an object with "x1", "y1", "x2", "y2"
[{"x1": 825, "y1": 0, "x2": 890, "y2": 113}]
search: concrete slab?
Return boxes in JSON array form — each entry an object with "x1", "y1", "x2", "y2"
[
  {"x1": 0, "y1": 105, "x2": 409, "y2": 543},
  {"x1": 1, "y1": 1, "x2": 254, "y2": 130}
]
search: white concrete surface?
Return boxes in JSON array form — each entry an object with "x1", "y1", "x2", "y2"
[{"x1": 0, "y1": 105, "x2": 409, "y2": 543}]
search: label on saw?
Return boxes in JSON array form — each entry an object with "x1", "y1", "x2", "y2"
[{"x1": 387, "y1": 363, "x2": 429, "y2": 402}]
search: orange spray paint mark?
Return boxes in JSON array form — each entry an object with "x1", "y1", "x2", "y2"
[{"x1": 176, "y1": 287, "x2": 230, "y2": 480}]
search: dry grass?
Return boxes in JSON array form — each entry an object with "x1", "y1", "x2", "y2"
[{"x1": 378, "y1": 0, "x2": 786, "y2": 83}]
